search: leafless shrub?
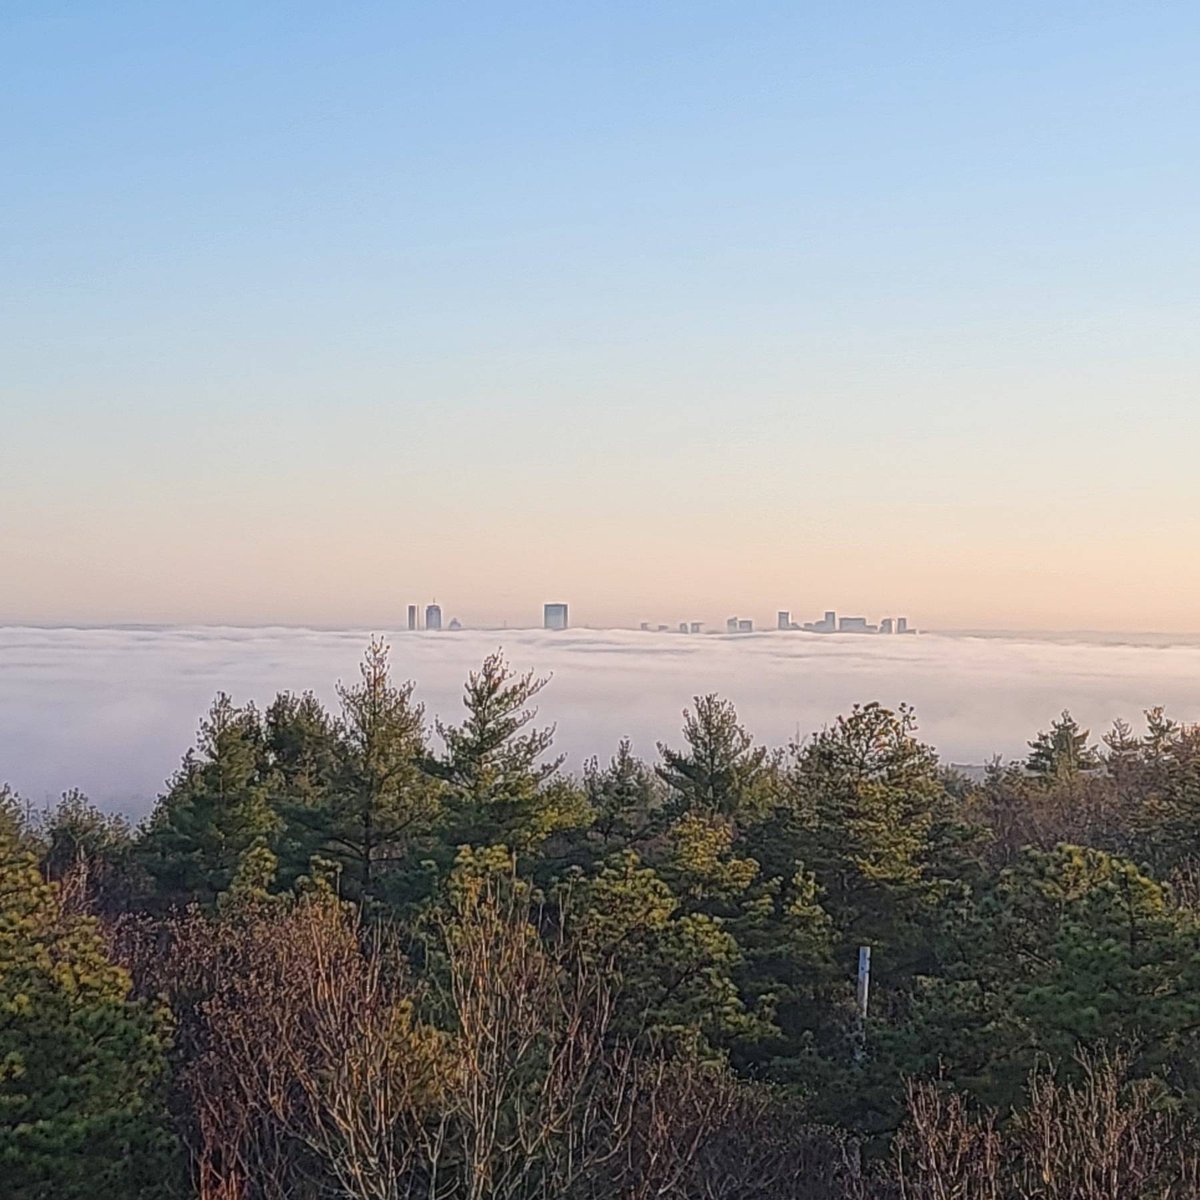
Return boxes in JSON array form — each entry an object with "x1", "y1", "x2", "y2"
[
  {"x1": 432, "y1": 867, "x2": 636, "y2": 1200},
  {"x1": 893, "y1": 1081, "x2": 1002, "y2": 1200},
  {"x1": 55, "y1": 852, "x2": 92, "y2": 916},
  {"x1": 889, "y1": 1049, "x2": 1200, "y2": 1200},
  {"x1": 162, "y1": 899, "x2": 330, "y2": 1200},
  {"x1": 1165, "y1": 859, "x2": 1200, "y2": 914},
  {"x1": 1011, "y1": 1049, "x2": 1200, "y2": 1200}
]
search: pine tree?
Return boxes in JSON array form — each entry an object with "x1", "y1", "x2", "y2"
[
  {"x1": 567, "y1": 848, "x2": 765, "y2": 1057},
  {"x1": 784, "y1": 702, "x2": 950, "y2": 959},
  {"x1": 1026, "y1": 710, "x2": 1101, "y2": 777},
  {"x1": 39, "y1": 790, "x2": 140, "y2": 915},
  {"x1": 0, "y1": 783, "x2": 31, "y2": 846},
  {"x1": 891, "y1": 844, "x2": 1200, "y2": 1111},
  {"x1": 139, "y1": 693, "x2": 277, "y2": 907},
  {"x1": 295, "y1": 639, "x2": 443, "y2": 901},
  {"x1": 656, "y1": 694, "x2": 773, "y2": 821},
  {"x1": 581, "y1": 740, "x2": 662, "y2": 854},
  {"x1": 0, "y1": 830, "x2": 179, "y2": 1197},
  {"x1": 264, "y1": 689, "x2": 340, "y2": 807},
  {"x1": 1104, "y1": 709, "x2": 1200, "y2": 873},
  {"x1": 434, "y1": 651, "x2": 584, "y2": 854}
]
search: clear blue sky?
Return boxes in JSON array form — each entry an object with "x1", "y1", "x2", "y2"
[{"x1": 3, "y1": 2, "x2": 1198, "y2": 629}]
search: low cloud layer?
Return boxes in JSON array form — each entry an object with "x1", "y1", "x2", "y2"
[{"x1": 2, "y1": 625, "x2": 1199, "y2": 817}]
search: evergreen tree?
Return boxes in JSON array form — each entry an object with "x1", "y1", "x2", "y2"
[
  {"x1": 434, "y1": 651, "x2": 585, "y2": 854},
  {"x1": 783, "y1": 702, "x2": 952, "y2": 963},
  {"x1": 0, "y1": 830, "x2": 179, "y2": 1197},
  {"x1": 568, "y1": 848, "x2": 767, "y2": 1057},
  {"x1": 551, "y1": 739, "x2": 663, "y2": 874},
  {"x1": 217, "y1": 839, "x2": 285, "y2": 912},
  {"x1": 264, "y1": 689, "x2": 340, "y2": 807},
  {"x1": 0, "y1": 784, "x2": 35, "y2": 850},
  {"x1": 139, "y1": 693, "x2": 277, "y2": 907},
  {"x1": 1104, "y1": 709, "x2": 1200, "y2": 873},
  {"x1": 1026, "y1": 709, "x2": 1101, "y2": 777},
  {"x1": 39, "y1": 790, "x2": 140, "y2": 915},
  {"x1": 656, "y1": 694, "x2": 773, "y2": 821},
  {"x1": 273, "y1": 641, "x2": 441, "y2": 903},
  {"x1": 22, "y1": 640, "x2": 1200, "y2": 1177},
  {"x1": 891, "y1": 844, "x2": 1200, "y2": 1112},
  {"x1": 260, "y1": 688, "x2": 343, "y2": 890},
  {"x1": 584, "y1": 738, "x2": 661, "y2": 853}
]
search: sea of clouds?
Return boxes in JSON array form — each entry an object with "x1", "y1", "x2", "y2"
[{"x1": 2, "y1": 625, "x2": 1199, "y2": 818}]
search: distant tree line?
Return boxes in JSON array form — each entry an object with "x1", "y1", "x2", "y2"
[{"x1": 5, "y1": 639, "x2": 1200, "y2": 1197}]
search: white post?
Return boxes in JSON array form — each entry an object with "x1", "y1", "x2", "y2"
[
  {"x1": 856, "y1": 945, "x2": 871, "y2": 1021},
  {"x1": 854, "y1": 945, "x2": 871, "y2": 1063}
]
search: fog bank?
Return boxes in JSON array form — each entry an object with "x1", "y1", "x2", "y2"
[{"x1": 2, "y1": 625, "x2": 1199, "y2": 817}]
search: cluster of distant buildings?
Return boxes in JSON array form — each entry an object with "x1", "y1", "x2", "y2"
[
  {"x1": 644, "y1": 611, "x2": 916, "y2": 635},
  {"x1": 401, "y1": 601, "x2": 914, "y2": 635},
  {"x1": 404, "y1": 603, "x2": 462, "y2": 632},
  {"x1": 774, "y1": 610, "x2": 914, "y2": 635},
  {"x1": 403, "y1": 602, "x2": 569, "y2": 631}
]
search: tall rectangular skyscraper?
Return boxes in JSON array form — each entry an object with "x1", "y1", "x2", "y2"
[
  {"x1": 407, "y1": 604, "x2": 418, "y2": 631},
  {"x1": 544, "y1": 603, "x2": 568, "y2": 631},
  {"x1": 425, "y1": 603, "x2": 442, "y2": 631},
  {"x1": 778, "y1": 610, "x2": 791, "y2": 630}
]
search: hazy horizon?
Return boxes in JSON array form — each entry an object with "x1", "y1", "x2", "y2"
[{"x1": 7, "y1": 619, "x2": 1200, "y2": 641}]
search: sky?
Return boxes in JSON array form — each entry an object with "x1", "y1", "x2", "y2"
[
  {"x1": 5, "y1": 625, "x2": 1200, "y2": 816},
  {"x1": 2, "y1": 2, "x2": 1198, "y2": 630}
]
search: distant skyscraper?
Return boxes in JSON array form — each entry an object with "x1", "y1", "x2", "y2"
[
  {"x1": 737, "y1": 618, "x2": 753, "y2": 633},
  {"x1": 838, "y1": 616, "x2": 869, "y2": 632},
  {"x1": 544, "y1": 602, "x2": 568, "y2": 631},
  {"x1": 639, "y1": 622, "x2": 650, "y2": 632},
  {"x1": 679, "y1": 622, "x2": 689, "y2": 634},
  {"x1": 425, "y1": 603, "x2": 442, "y2": 631},
  {"x1": 690, "y1": 622, "x2": 702, "y2": 634},
  {"x1": 879, "y1": 618, "x2": 894, "y2": 635},
  {"x1": 407, "y1": 604, "x2": 418, "y2": 631},
  {"x1": 777, "y1": 610, "x2": 791, "y2": 630},
  {"x1": 726, "y1": 617, "x2": 739, "y2": 634},
  {"x1": 897, "y1": 617, "x2": 910, "y2": 634}
]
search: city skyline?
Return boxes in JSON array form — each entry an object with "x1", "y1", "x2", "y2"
[
  {"x1": 399, "y1": 599, "x2": 919, "y2": 635},
  {"x1": 11, "y1": 602, "x2": 1200, "y2": 637}
]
